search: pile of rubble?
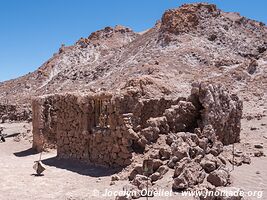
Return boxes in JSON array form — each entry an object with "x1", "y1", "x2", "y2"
[{"x1": 114, "y1": 82, "x2": 244, "y2": 199}]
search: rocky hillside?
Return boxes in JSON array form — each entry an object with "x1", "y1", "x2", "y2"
[{"x1": 0, "y1": 3, "x2": 266, "y2": 114}]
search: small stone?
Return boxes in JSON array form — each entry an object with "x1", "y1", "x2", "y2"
[
  {"x1": 229, "y1": 157, "x2": 243, "y2": 166},
  {"x1": 157, "y1": 165, "x2": 169, "y2": 176},
  {"x1": 152, "y1": 159, "x2": 163, "y2": 172},
  {"x1": 210, "y1": 141, "x2": 223, "y2": 156},
  {"x1": 159, "y1": 147, "x2": 171, "y2": 160},
  {"x1": 254, "y1": 144, "x2": 263, "y2": 149},
  {"x1": 167, "y1": 156, "x2": 179, "y2": 169},
  {"x1": 122, "y1": 184, "x2": 140, "y2": 199},
  {"x1": 200, "y1": 154, "x2": 221, "y2": 173},
  {"x1": 247, "y1": 59, "x2": 258, "y2": 75},
  {"x1": 218, "y1": 155, "x2": 227, "y2": 165},
  {"x1": 111, "y1": 175, "x2": 120, "y2": 181},
  {"x1": 129, "y1": 165, "x2": 143, "y2": 181},
  {"x1": 254, "y1": 150, "x2": 264, "y2": 157},
  {"x1": 171, "y1": 141, "x2": 189, "y2": 161},
  {"x1": 115, "y1": 195, "x2": 132, "y2": 200},
  {"x1": 132, "y1": 175, "x2": 152, "y2": 190},
  {"x1": 150, "y1": 172, "x2": 161, "y2": 182},
  {"x1": 173, "y1": 159, "x2": 205, "y2": 190},
  {"x1": 207, "y1": 168, "x2": 230, "y2": 187},
  {"x1": 241, "y1": 155, "x2": 251, "y2": 164},
  {"x1": 256, "y1": 171, "x2": 260, "y2": 174}
]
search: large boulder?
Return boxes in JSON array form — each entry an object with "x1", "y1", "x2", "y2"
[{"x1": 161, "y1": 3, "x2": 219, "y2": 34}]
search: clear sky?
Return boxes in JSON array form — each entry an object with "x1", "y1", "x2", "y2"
[{"x1": 0, "y1": 0, "x2": 266, "y2": 82}]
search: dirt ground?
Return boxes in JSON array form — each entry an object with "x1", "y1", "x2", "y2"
[{"x1": 0, "y1": 120, "x2": 266, "y2": 200}]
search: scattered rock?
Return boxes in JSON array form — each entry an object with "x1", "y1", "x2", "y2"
[
  {"x1": 173, "y1": 158, "x2": 205, "y2": 190},
  {"x1": 207, "y1": 168, "x2": 231, "y2": 187},
  {"x1": 247, "y1": 59, "x2": 258, "y2": 75},
  {"x1": 167, "y1": 156, "x2": 179, "y2": 169},
  {"x1": 159, "y1": 147, "x2": 172, "y2": 160},
  {"x1": 129, "y1": 165, "x2": 143, "y2": 181},
  {"x1": 171, "y1": 141, "x2": 190, "y2": 161},
  {"x1": 254, "y1": 144, "x2": 263, "y2": 149},
  {"x1": 200, "y1": 154, "x2": 221, "y2": 173},
  {"x1": 157, "y1": 165, "x2": 169, "y2": 177},
  {"x1": 241, "y1": 154, "x2": 251, "y2": 164},
  {"x1": 115, "y1": 195, "x2": 132, "y2": 200},
  {"x1": 152, "y1": 159, "x2": 163, "y2": 172},
  {"x1": 209, "y1": 141, "x2": 223, "y2": 156},
  {"x1": 254, "y1": 150, "x2": 264, "y2": 157},
  {"x1": 150, "y1": 172, "x2": 161, "y2": 182},
  {"x1": 132, "y1": 175, "x2": 152, "y2": 190},
  {"x1": 111, "y1": 175, "x2": 120, "y2": 181},
  {"x1": 140, "y1": 126, "x2": 160, "y2": 143}
]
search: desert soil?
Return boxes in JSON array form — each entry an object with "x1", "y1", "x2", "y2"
[{"x1": 0, "y1": 120, "x2": 266, "y2": 200}]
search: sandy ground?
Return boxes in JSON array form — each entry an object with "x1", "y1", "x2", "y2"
[
  {"x1": 0, "y1": 120, "x2": 266, "y2": 200},
  {"x1": 0, "y1": 123, "x2": 190, "y2": 200}
]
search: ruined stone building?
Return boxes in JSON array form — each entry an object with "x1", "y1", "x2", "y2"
[{"x1": 32, "y1": 82, "x2": 242, "y2": 167}]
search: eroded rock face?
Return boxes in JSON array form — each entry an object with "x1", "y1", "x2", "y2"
[
  {"x1": 190, "y1": 82, "x2": 243, "y2": 145},
  {"x1": 161, "y1": 3, "x2": 219, "y2": 34}
]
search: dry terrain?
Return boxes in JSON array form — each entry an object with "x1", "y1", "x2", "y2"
[{"x1": 0, "y1": 3, "x2": 267, "y2": 200}]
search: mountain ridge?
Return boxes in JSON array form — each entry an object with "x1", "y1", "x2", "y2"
[{"x1": 0, "y1": 3, "x2": 266, "y2": 111}]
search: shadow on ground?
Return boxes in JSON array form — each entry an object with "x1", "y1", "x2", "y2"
[
  {"x1": 42, "y1": 156, "x2": 123, "y2": 177},
  {"x1": 14, "y1": 148, "x2": 39, "y2": 157}
]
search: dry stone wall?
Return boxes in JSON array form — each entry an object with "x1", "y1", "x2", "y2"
[
  {"x1": 32, "y1": 82, "x2": 243, "y2": 167},
  {"x1": 0, "y1": 104, "x2": 31, "y2": 123},
  {"x1": 32, "y1": 91, "x2": 179, "y2": 166}
]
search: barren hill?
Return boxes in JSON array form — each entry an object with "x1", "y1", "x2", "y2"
[
  {"x1": 0, "y1": 3, "x2": 266, "y2": 114},
  {"x1": 1, "y1": 3, "x2": 267, "y2": 200}
]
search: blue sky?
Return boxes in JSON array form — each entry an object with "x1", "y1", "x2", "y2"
[{"x1": 0, "y1": 0, "x2": 266, "y2": 82}]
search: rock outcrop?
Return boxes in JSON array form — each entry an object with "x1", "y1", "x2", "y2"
[
  {"x1": 161, "y1": 3, "x2": 219, "y2": 34},
  {"x1": 189, "y1": 82, "x2": 243, "y2": 145}
]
